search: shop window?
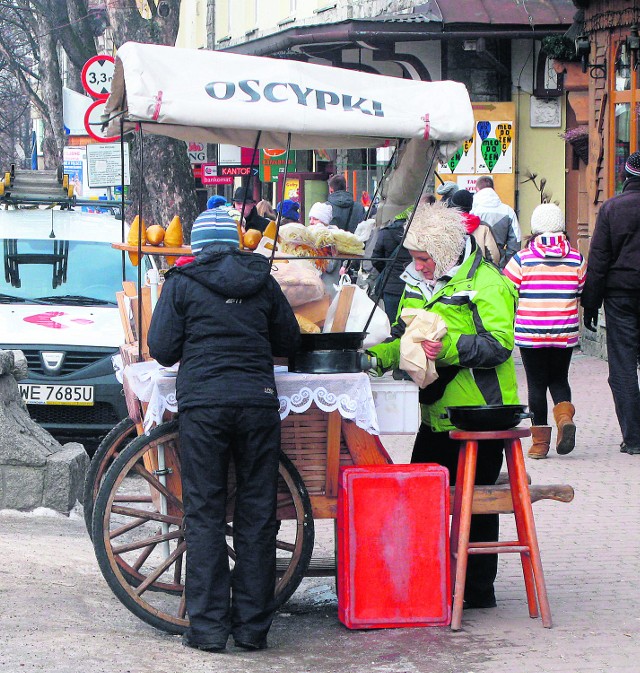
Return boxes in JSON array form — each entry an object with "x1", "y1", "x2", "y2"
[{"x1": 610, "y1": 40, "x2": 639, "y2": 194}]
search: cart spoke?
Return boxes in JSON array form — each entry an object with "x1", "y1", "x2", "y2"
[
  {"x1": 109, "y1": 516, "x2": 148, "y2": 539},
  {"x1": 132, "y1": 540, "x2": 157, "y2": 571},
  {"x1": 276, "y1": 540, "x2": 296, "y2": 553},
  {"x1": 110, "y1": 504, "x2": 182, "y2": 526},
  {"x1": 112, "y1": 528, "x2": 182, "y2": 554},
  {"x1": 132, "y1": 462, "x2": 184, "y2": 512},
  {"x1": 134, "y1": 541, "x2": 187, "y2": 596}
]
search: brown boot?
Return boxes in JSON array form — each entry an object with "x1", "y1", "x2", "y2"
[
  {"x1": 554, "y1": 402, "x2": 576, "y2": 455},
  {"x1": 528, "y1": 426, "x2": 551, "y2": 459}
]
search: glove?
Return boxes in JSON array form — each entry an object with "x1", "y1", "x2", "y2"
[{"x1": 583, "y1": 307, "x2": 599, "y2": 332}]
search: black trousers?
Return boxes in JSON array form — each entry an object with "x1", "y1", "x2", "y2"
[
  {"x1": 412, "y1": 424, "x2": 504, "y2": 603},
  {"x1": 604, "y1": 296, "x2": 640, "y2": 446},
  {"x1": 519, "y1": 347, "x2": 574, "y2": 426},
  {"x1": 179, "y1": 406, "x2": 281, "y2": 646}
]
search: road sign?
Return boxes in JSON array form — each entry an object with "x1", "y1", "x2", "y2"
[
  {"x1": 187, "y1": 141, "x2": 206, "y2": 163},
  {"x1": 86, "y1": 143, "x2": 131, "y2": 188},
  {"x1": 81, "y1": 55, "x2": 115, "y2": 99},
  {"x1": 201, "y1": 163, "x2": 233, "y2": 185},
  {"x1": 84, "y1": 100, "x2": 119, "y2": 142}
]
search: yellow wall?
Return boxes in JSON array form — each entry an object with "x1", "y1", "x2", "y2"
[
  {"x1": 516, "y1": 91, "x2": 567, "y2": 238},
  {"x1": 176, "y1": 0, "x2": 207, "y2": 49}
]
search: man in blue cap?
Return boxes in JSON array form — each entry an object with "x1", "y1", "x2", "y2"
[{"x1": 148, "y1": 207, "x2": 300, "y2": 652}]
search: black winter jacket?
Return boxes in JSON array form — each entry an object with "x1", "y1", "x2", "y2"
[
  {"x1": 582, "y1": 178, "x2": 640, "y2": 309},
  {"x1": 148, "y1": 244, "x2": 300, "y2": 410},
  {"x1": 327, "y1": 190, "x2": 366, "y2": 233},
  {"x1": 371, "y1": 219, "x2": 413, "y2": 296},
  {"x1": 244, "y1": 207, "x2": 271, "y2": 234}
]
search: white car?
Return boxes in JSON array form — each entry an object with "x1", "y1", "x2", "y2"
[{"x1": 0, "y1": 208, "x2": 138, "y2": 444}]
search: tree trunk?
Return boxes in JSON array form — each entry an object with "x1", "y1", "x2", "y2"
[
  {"x1": 127, "y1": 133, "x2": 200, "y2": 238},
  {"x1": 34, "y1": 11, "x2": 65, "y2": 168},
  {"x1": 104, "y1": 0, "x2": 199, "y2": 236}
]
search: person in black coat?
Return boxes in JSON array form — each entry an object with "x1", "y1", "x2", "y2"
[
  {"x1": 233, "y1": 186, "x2": 271, "y2": 234},
  {"x1": 326, "y1": 174, "x2": 366, "y2": 233},
  {"x1": 582, "y1": 151, "x2": 640, "y2": 455},
  {"x1": 148, "y1": 207, "x2": 300, "y2": 652},
  {"x1": 372, "y1": 211, "x2": 413, "y2": 324}
]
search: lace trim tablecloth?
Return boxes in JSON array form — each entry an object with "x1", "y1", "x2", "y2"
[{"x1": 121, "y1": 361, "x2": 379, "y2": 435}]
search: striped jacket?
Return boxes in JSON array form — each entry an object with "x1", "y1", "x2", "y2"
[{"x1": 503, "y1": 234, "x2": 586, "y2": 348}]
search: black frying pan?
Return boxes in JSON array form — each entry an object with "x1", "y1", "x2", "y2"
[{"x1": 442, "y1": 405, "x2": 532, "y2": 431}]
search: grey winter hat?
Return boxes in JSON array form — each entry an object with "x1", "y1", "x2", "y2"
[
  {"x1": 530, "y1": 203, "x2": 565, "y2": 236},
  {"x1": 436, "y1": 181, "x2": 460, "y2": 198}
]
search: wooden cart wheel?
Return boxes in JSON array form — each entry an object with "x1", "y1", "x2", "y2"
[
  {"x1": 92, "y1": 420, "x2": 314, "y2": 634},
  {"x1": 83, "y1": 417, "x2": 137, "y2": 539}
]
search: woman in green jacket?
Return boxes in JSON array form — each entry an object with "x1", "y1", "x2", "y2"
[{"x1": 369, "y1": 201, "x2": 520, "y2": 609}]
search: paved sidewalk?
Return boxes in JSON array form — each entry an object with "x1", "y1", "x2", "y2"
[{"x1": 1, "y1": 352, "x2": 638, "y2": 672}]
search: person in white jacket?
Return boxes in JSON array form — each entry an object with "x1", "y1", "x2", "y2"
[{"x1": 471, "y1": 176, "x2": 521, "y2": 268}]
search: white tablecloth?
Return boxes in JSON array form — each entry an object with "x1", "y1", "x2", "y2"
[{"x1": 122, "y1": 361, "x2": 380, "y2": 435}]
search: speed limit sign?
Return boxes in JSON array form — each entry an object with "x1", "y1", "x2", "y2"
[{"x1": 81, "y1": 55, "x2": 115, "y2": 100}]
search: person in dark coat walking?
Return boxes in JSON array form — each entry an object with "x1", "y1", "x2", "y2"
[
  {"x1": 372, "y1": 208, "x2": 413, "y2": 323},
  {"x1": 582, "y1": 151, "x2": 640, "y2": 455},
  {"x1": 326, "y1": 174, "x2": 366, "y2": 233},
  {"x1": 148, "y1": 207, "x2": 300, "y2": 652}
]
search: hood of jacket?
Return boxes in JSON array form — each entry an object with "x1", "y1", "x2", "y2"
[
  {"x1": 328, "y1": 190, "x2": 355, "y2": 209},
  {"x1": 462, "y1": 212, "x2": 481, "y2": 234},
  {"x1": 176, "y1": 243, "x2": 271, "y2": 299},
  {"x1": 529, "y1": 233, "x2": 571, "y2": 259},
  {"x1": 472, "y1": 187, "x2": 502, "y2": 209}
]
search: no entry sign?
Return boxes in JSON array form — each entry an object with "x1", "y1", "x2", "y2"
[{"x1": 84, "y1": 99, "x2": 120, "y2": 142}]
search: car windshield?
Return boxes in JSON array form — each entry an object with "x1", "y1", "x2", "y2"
[{"x1": 2, "y1": 238, "x2": 138, "y2": 304}]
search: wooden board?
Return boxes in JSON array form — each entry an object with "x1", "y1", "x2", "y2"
[
  {"x1": 331, "y1": 285, "x2": 355, "y2": 333},
  {"x1": 112, "y1": 242, "x2": 192, "y2": 256}
]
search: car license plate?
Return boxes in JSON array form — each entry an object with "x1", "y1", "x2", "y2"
[{"x1": 19, "y1": 384, "x2": 94, "y2": 406}]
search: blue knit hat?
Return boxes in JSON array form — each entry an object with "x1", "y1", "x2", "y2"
[
  {"x1": 277, "y1": 199, "x2": 300, "y2": 221},
  {"x1": 190, "y1": 207, "x2": 239, "y2": 255},
  {"x1": 206, "y1": 195, "x2": 227, "y2": 209}
]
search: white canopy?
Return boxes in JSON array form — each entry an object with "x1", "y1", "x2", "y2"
[
  {"x1": 104, "y1": 42, "x2": 475, "y2": 224},
  {"x1": 105, "y1": 42, "x2": 473, "y2": 151}
]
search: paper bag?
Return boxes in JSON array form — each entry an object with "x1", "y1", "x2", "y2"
[
  {"x1": 399, "y1": 308, "x2": 448, "y2": 388},
  {"x1": 323, "y1": 277, "x2": 391, "y2": 349}
]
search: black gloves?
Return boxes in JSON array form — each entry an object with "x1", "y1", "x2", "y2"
[{"x1": 583, "y1": 307, "x2": 599, "y2": 332}]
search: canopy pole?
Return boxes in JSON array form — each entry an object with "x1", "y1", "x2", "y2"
[
  {"x1": 270, "y1": 132, "x2": 292, "y2": 267},
  {"x1": 362, "y1": 143, "x2": 439, "y2": 335},
  {"x1": 137, "y1": 124, "x2": 144, "y2": 363}
]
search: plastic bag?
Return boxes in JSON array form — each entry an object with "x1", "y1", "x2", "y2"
[
  {"x1": 271, "y1": 260, "x2": 325, "y2": 307},
  {"x1": 323, "y1": 277, "x2": 391, "y2": 348}
]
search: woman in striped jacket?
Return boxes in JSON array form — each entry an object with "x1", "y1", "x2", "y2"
[{"x1": 504, "y1": 203, "x2": 586, "y2": 459}]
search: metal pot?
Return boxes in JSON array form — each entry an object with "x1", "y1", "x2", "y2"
[
  {"x1": 297, "y1": 332, "x2": 365, "y2": 352},
  {"x1": 442, "y1": 405, "x2": 532, "y2": 431}
]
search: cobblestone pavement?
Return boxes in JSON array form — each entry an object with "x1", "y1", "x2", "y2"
[{"x1": 1, "y1": 352, "x2": 638, "y2": 672}]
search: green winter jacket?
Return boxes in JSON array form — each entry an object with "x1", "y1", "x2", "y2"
[{"x1": 369, "y1": 244, "x2": 520, "y2": 432}]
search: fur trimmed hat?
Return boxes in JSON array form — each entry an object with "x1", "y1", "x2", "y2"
[
  {"x1": 530, "y1": 203, "x2": 565, "y2": 236},
  {"x1": 190, "y1": 207, "x2": 240, "y2": 255},
  {"x1": 403, "y1": 201, "x2": 467, "y2": 279},
  {"x1": 308, "y1": 201, "x2": 333, "y2": 225}
]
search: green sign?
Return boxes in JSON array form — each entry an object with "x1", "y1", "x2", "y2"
[{"x1": 259, "y1": 149, "x2": 296, "y2": 182}]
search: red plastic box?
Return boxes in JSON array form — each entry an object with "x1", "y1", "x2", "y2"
[{"x1": 337, "y1": 464, "x2": 451, "y2": 629}]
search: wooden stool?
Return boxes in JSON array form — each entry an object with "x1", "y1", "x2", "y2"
[{"x1": 449, "y1": 427, "x2": 552, "y2": 631}]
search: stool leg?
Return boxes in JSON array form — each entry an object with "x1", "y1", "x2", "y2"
[
  {"x1": 508, "y1": 438, "x2": 553, "y2": 628},
  {"x1": 505, "y1": 440, "x2": 539, "y2": 619},
  {"x1": 451, "y1": 440, "x2": 478, "y2": 631},
  {"x1": 449, "y1": 440, "x2": 467, "y2": 593}
]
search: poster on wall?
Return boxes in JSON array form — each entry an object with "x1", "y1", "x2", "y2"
[
  {"x1": 437, "y1": 136, "x2": 475, "y2": 174},
  {"x1": 475, "y1": 120, "x2": 513, "y2": 174}
]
